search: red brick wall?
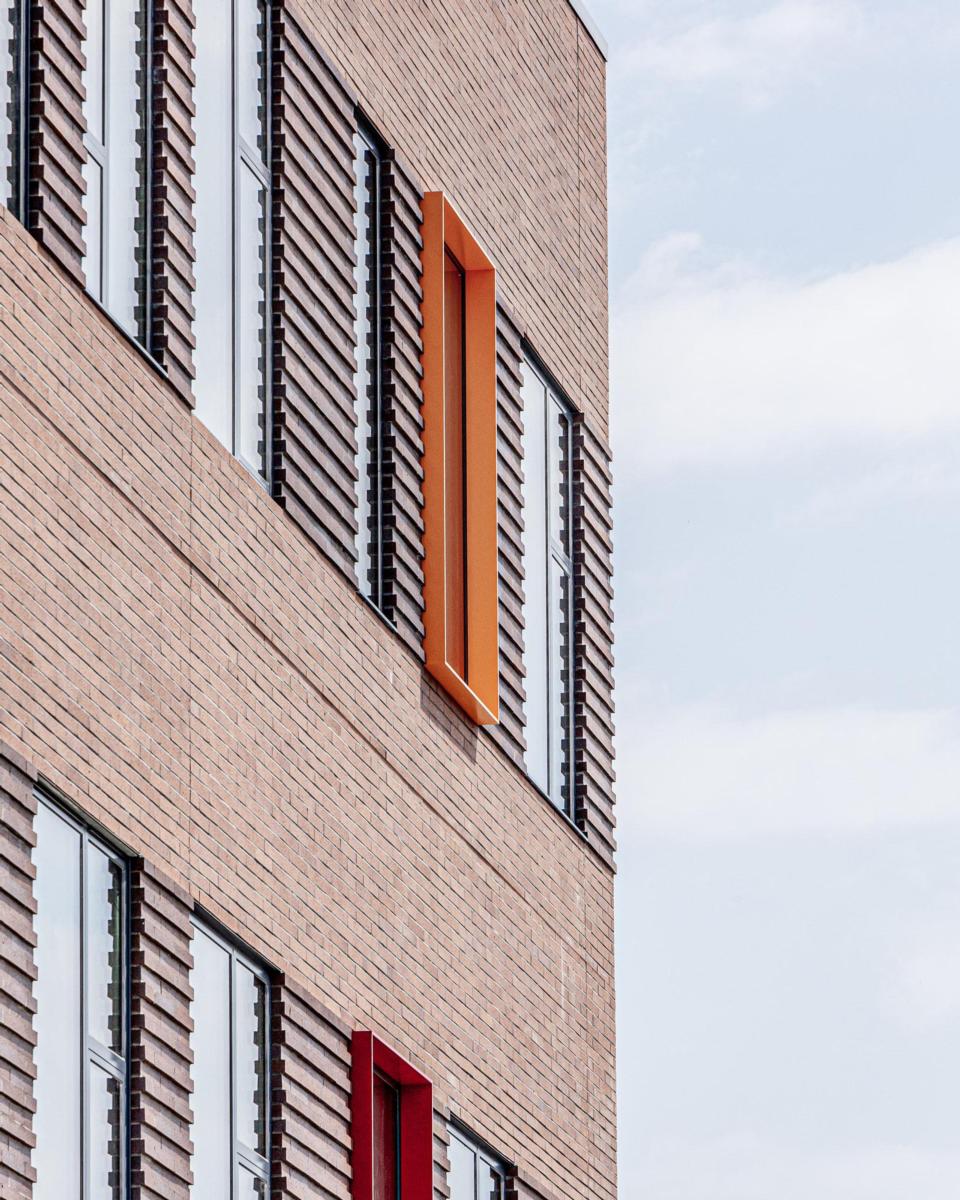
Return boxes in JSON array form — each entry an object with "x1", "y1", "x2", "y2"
[{"x1": 0, "y1": 2, "x2": 614, "y2": 1196}]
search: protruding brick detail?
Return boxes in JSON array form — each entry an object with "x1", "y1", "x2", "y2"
[
  {"x1": 27, "y1": 0, "x2": 86, "y2": 281},
  {"x1": 572, "y1": 419, "x2": 616, "y2": 865},
  {"x1": 488, "y1": 305, "x2": 527, "y2": 768},
  {"x1": 271, "y1": 978, "x2": 352, "y2": 1200},
  {"x1": 433, "y1": 1117, "x2": 451, "y2": 1200},
  {"x1": 0, "y1": 744, "x2": 38, "y2": 1200},
  {"x1": 379, "y1": 152, "x2": 425, "y2": 658},
  {"x1": 150, "y1": 0, "x2": 197, "y2": 402},
  {"x1": 129, "y1": 860, "x2": 195, "y2": 1200},
  {"x1": 271, "y1": 3, "x2": 361, "y2": 581}
]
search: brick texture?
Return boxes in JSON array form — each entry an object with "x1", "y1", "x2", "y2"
[
  {"x1": 130, "y1": 860, "x2": 195, "y2": 1200},
  {"x1": 0, "y1": 1, "x2": 615, "y2": 1196},
  {"x1": 27, "y1": 0, "x2": 86, "y2": 281},
  {"x1": 0, "y1": 744, "x2": 37, "y2": 1200}
]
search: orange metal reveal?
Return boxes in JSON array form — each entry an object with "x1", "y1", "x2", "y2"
[{"x1": 420, "y1": 192, "x2": 499, "y2": 725}]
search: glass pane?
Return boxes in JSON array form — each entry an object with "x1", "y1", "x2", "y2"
[
  {"x1": 239, "y1": 1166, "x2": 267, "y2": 1199},
  {"x1": 89, "y1": 1063, "x2": 123, "y2": 1200},
  {"x1": 235, "y1": 961, "x2": 268, "y2": 1157},
  {"x1": 83, "y1": 0, "x2": 105, "y2": 145},
  {"x1": 34, "y1": 803, "x2": 83, "y2": 1200},
  {"x1": 83, "y1": 154, "x2": 104, "y2": 302},
  {"x1": 373, "y1": 1072, "x2": 399, "y2": 1200},
  {"x1": 448, "y1": 1133, "x2": 476, "y2": 1200},
  {"x1": 0, "y1": 3, "x2": 15, "y2": 207},
  {"x1": 478, "y1": 1160, "x2": 502, "y2": 1200},
  {"x1": 353, "y1": 134, "x2": 379, "y2": 600},
  {"x1": 191, "y1": 927, "x2": 232, "y2": 1200},
  {"x1": 88, "y1": 846, "x2": 124, "y2": 1054},
  {"x1": 236, "y1": 163, "x2": 266, "y2": 476},
  {"x1": 444, "y1": 250, "x2": 467, "y2": 677},
  {"x1": 106, "y1": 0, "x2": 146, "y2": 336},
  {"x1": 237, "y1": 0, "x2": 265, "y2": 161},
  {"x1": 194, "y1": 0, "x2": 235, "y2": 450},
  {"x1": 520, "y1": 362, "x2": 549, "y2": 793},
  {"x1": 548, "y1": 399, "x2": 571, "y2": 554}
]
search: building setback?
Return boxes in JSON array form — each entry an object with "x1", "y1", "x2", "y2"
[{"x1": 0, "y1": 2, "x2": 615, "y2": 1199}]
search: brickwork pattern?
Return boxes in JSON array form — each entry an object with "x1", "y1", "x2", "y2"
[
  {"x1": 0, "y1": 0, "x2": 615, "y2": 1195},
  {"x1": 0, "y1": 745, "x2": 37, "y2": 1200}
]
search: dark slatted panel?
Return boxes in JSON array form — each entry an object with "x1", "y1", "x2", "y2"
[
  {"x1": 28, "y1": 0, "x2": 86, "y2": 281},
  {"x1": 488, "y1": 305, "x2": 526, "y2": 766},
  {"x1": 380, "y1": 152, "x2": 425, "y2": 658},
  {"x1": 271, "y1": 5, "x2": 360, "y2": 581},
  {"x1": 0, "y1": 745, "x2": 38, "y2": 1200},
  {"x1": 271, "y1": 978, "x2": 352, "y2": 1200},
  {"x1": 130, "y1": 861, "x2": 195, "y2": 1200},
  {"x1": 151, "y1": 0, "x2": 196, "y2": 402},
  {"x1": 572, "y1": 420, "x2": 616, "y2": 866}
]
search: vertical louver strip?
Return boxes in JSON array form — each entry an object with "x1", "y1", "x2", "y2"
[
  {"x1": 271, "y1": 5, "x2": 360, "y2": 579},
  {"x1": 150, "y1": 0, "x2": 197, "y2": 402},
  {"x1": 28, "y1": 0, "x2": 86, "y2": 281},
  {"x1": 0, "y1": 744, "x2": 38, "y2": 1200},
  {"x1": 380, "y1": 152, "x2": 425, "y2": 658},
  {"x1": 129, "y1": 861, "x2": 195, "y2": 1200},
  {"x1": 572, "y1": 420, "x2": 616, "y2": 865},
  {"x1": 271, "y1": 979, "x2": 352, "y2": 1200},
  {"x1": 489, "y1": 305, "x2": 526, "y2": 768}
]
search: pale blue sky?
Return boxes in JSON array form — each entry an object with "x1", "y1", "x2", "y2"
[{"x1": 589, "y1": 1, "x2": 960, "y2": 1194}]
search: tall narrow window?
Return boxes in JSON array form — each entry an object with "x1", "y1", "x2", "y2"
[
  {"x1": 373, "y1": 1072, "x2": 399, "y2": 1200},
  {"x1": 191, "y1": 920, "x2": 270, "y2": 1199},
  {"x1": 1, "y1": 2, "x2": 23, "y2": 212},
  {"x1": 81, "y1": 0, "x2": 148, "y2": 338},
  {"x1": 353, "y1": 121, "x2": 386, "y2": 608},
  {"x1": 447, "y1": 1126, "x2": 506, "y2": 1200},
  {"x1": 33, "y1": 794, "x2": 128, "y2": 1200},
  {"x1": 521, "y1": 357, "x2": 576, "y2": 815},
  {"x1": 420, "y1": 191, "x2": 499, "y2": 725},
  {"x1": 195, "y1": 0, "x2": 270, "y2": 478}
]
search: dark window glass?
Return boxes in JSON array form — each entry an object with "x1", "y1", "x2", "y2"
[
  {"x1": 82, "y1": 0, "x2": 148, "y2": 338},
  {"x1": 195, "y1": 0, "x2": 269, "y2": 478},
  {"x1": 190, "y1": 921, "x2": 270, "y2": 1199},
  {"x1": 444, "y1": 249, "x2": 468, "y2": 676},
  {"x1": 34, "y1": 797, "x2": 128, "y2": 1200},
  {"x1": 374, "y1": 1071, "x2": 400, "y2": 1200},
  {"x1": 353, "y1": 123, "x2": 386, "y2": 609},
  {"x1": 521, "y1": 357, "x2": 577, "y2": 815},
  {"x1": 447, "y1": 1126, "x2": 507, "y2": 1200}
]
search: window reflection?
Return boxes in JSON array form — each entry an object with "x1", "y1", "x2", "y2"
[
  {"x1": 1, "y1": 3, "x2": 19, "y2": 208},
  {"x1": 447, "y1": 1127, "x2": 507, "y2": 1200}
]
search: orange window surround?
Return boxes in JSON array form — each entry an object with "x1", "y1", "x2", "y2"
[{"x1": 420, "y1": 192, "x2": 499, "y2": 725}]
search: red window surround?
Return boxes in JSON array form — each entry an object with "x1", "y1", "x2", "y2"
[{"x1": 351, "y1": 1031, "x2": 434, "y2": 1200}]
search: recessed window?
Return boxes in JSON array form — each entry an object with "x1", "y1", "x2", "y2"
[
  {"x1": 352, "y1": 1031, "x2": 433, "y2": 1200},
  {"x1": 191, "y1": 920, "x2": 271, "y2": 1199},
  {"x1": 195, "y1": 0, "x2": 270, "y2": 478},
  {"x1": 521, "y1": 356, "x2": 576, "y2": 815},
  {"x1": 33, "y1": 794, "x2": 128, "y2": 1200},
  {"x1": 354, "y1": 120, "x2": 387, "y2": 610},
  {"x1": 420, "y1": 191, "x2": 499, "y2": 725},
  {"x1": 81, "y1": 0, "x2": 148, "y2": 339},
  {"x1": 448, "y1": 1126, "x2": 507, "y2": 1200}
]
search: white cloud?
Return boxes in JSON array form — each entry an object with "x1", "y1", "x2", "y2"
[
  {"x1": 612, "y1": 236, "x2": 960, "y2": 473},
  {"x1": 624, "y1": 1134, "x2": 960, "y2": 1200},
  {"x1": 618, "y1": 705, "x2": 960, "y2": 840},
  {"x1": 616, "y1": 0, "x2": 864, "y2": 103}
]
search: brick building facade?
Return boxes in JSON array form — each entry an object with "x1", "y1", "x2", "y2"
[{"x1": 0, "y1": 2, "x2": 616, "y2": 1199}]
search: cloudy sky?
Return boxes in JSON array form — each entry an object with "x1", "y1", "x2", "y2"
[{"x1": 588, "y1": 0, "x2": 960, "y2": 1194}]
